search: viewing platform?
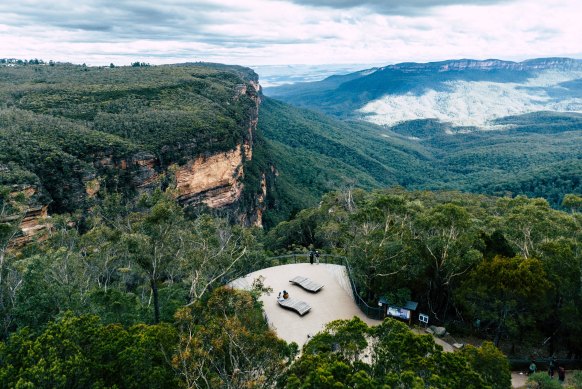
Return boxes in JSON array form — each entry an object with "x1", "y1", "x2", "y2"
[{"x1": 229, "y1": 262, "x2": 380, "y2": 347}]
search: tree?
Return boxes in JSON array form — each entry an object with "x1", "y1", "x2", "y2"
[
  {"x1": 343, "y1": 193, "x2": 417, "y2": 304},
  {"x1": 123, "y1": 196, "x2": 186, "y2": 323},
  {"x1": 413, "y1": 203, "x2": 482, "y2": 320},
  {"x1": 0, "y1": 186, "x2": 32, "y2": 337},
  {"x1": 0, "y1": 313, "x2": 179, "y2": 388},
  {"x1": 498, "y1": 197, "x2": 576, "y2": 259},
  {"x1": 562, "y1": 194, "x2": 582, "y2": 213},
  {"x1": 181, "y1": 215, "x2": 253, "y2": 305},
  {"x1": 285, "y1": 317, "x2": 497, "y2": 388},
  {"x1": 527, "y1": 372, "x2": 562, "y2": 389},
  {"x1": 460, "y1": 342, "x2": 511, "y2": 389},
  {"x1": 173, "y1": 287, "x2": 296, "y2": 389},
  {"x1": 457, "y1": 255, "x2": 551, "y2": 347}
]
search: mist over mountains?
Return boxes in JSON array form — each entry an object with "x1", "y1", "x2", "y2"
[{"x1": 266, "y1": 57, "x2": 582, "y2": 129}]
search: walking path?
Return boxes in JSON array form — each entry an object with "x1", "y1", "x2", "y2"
[{"x1": 511, "y1": 372, "x2": 527, "y2": 388}]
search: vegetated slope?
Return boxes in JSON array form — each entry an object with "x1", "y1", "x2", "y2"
[
  {"x1": 0, "y1": 63, "x2": 263, "y2": 220},
  {"x1": 256, "y1": 97, "x2": 451, "y2": 225},
  {"x1": 257, "y1": 98, "x2": 581, "y2": 211},
  {"x1": 261, "y1": 59, "x2": 582, "y2": 209},
  {"x1": 403, "y1": 114, "x2": 582, "y2": 203}
]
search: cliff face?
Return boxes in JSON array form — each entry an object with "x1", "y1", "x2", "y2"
[
  {"x1": 90, "y1": 75, "x2": 265, "y2": 226},
  {"x1": 13, "y1": 204, "x2": 49, "y2": 247},
  {"x1": 3, "y1": 64, "x2": 268, "y2": 233},
  {"x1": 175, "y1": 144, "x2": 250, "y2": 208},
  {"x1": 172, "y1": 79, "x2": 262, "y2": 224},
  {"x1": 3, "y1": 185, "x2": 51, "y2": 247},
  {"x1": 382, "y1": 58, "x2": 582, "y2": 73}
]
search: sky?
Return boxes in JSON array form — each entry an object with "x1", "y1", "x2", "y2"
[{"x1": 1, "y1": 0, "x2": 581, "y2": 67}]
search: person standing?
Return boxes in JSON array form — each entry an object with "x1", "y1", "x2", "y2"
[
  {"x1": 315, "y1": 250, "x2": 320, "y2": 264},
  {"x1": 558, "y1": 366, "x2": 565, "y2": 384},
  {"x1": 548, "y1": 356, "x2": 557, "y2": 379},
  {"x1": 309, "y1": 250, "x2": 314, "y2": 265}
]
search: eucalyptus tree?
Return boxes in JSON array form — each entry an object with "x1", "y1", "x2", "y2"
[
  {"x1": 412, "y1": 203, "x2": 482, "y2": 320},
  {"x1": 174, "y1": 287, "x2": 296, "y2": 389},
  {"x1": 123, "y1": 196, "x2": 187, "y2": 324},
  {"x1": 285, "y1": 317, "x2": 508, "y2": 388}
]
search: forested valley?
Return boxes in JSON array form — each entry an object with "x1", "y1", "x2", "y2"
[{"x1": 0, "y1": 61, "x2": 581, "y2": 388}]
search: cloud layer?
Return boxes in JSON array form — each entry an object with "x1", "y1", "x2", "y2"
[
  {"x1": 359, "y1": 71, "x2": 582, "y2": 128},
  {"x1": 286, "y1": 0, "x2": 512, "y2": 15},
  {"x1": 0, "y1": 0, "x2": 580, "y2": 66}
]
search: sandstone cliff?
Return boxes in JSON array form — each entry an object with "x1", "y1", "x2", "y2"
[
  {"x1": 86, "y1": 74, "x2": 264, "y2": 226},
  {"x1": 2, "y1": 185, "x2": 51, "y2": 247},
  {"x1": 173, "y1": 79, "x2": 263, "y2": 225},
  {"x1": 4, "y1": 64, "x2": 268, "y2": 234}
]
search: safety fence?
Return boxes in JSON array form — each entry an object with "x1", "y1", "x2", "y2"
[{"x1": 508, "y1": 357, "x2": 582, "y2": 371}]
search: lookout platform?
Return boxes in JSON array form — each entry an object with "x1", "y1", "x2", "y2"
[{"x1": 229, "y1": 262, "x2": 380, "y2": 347}]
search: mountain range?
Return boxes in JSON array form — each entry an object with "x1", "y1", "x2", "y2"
[
  {"x1": 265, "y1": 57, "x2": 582, "y2": 128},
  {"x1": 261, "y1": 57, "x2": 581, "y2": 215}
]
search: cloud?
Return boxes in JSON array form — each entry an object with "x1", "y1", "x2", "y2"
[
  {"x1": 284, "y1": 0, "x2": 515, "y2": 15},
  {"x1": 0, "y1": 0, "x2": 580, "y2": 67},
  {"x1": 0, "y1": 1, "x2": 230, "y2": 41}
]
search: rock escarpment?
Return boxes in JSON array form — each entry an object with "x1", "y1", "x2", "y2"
[
  {"x1": 89, "y1": 74, "x2": 265, "y2": 226},
  {"x1": 1, "y1": 185, "x2": 51, "y2": 247},
  {"x1": 1, "y1": 63, "x2": 269, "y2": 237},
  {"x1": 173, "y1": 80, "x2": 263, "y2": 225}
]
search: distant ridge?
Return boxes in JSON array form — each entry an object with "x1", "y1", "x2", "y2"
[
  {"x1": 265, "y1": 56, "x2": 582, "y2": 122},
  {"x1": 377, "y1": 57, "x2": 582, "y2": 73}
]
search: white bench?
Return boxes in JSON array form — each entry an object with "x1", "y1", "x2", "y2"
[
  {"x1": 277, "y1": 297, "x2": 311, "y2": 316},
  {"x1": 289, "y1": 276, "x2": 324, "y2": 293}
]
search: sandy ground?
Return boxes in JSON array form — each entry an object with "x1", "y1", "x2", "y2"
[
  {"x1": 229, "y1": 263, "x2": 380, "y2": 347},
  {"x1": 512, "y1": 372, "x2": 528, "y2": 388},
  {"x1": 230, "y1": 263, "x2": 455, "y2": 353}
]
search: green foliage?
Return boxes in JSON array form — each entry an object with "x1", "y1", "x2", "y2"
[
  {"x1": 1, "y1": 190, "x2": 268, "y2": 337},
  {"x1": 457, "y1": 255, "x2": 551, "y2": 346},
  {"x1": 0, "y1": 63, "x2": 260, "y2": 214},
  {"x1": 527, "y1": 372, "x2": 563, "y2": 389},
  {"x1": 0, "y1": 313, "x2": 179, "y2": 388},
  {"x1": 174, "y1": 287, "x2": 297, "y2": 388},
  {"x1": 258, "y1": 95, "x2": 581, "y2": 215},
  {"x1": 285, "y1": 353, "x2": 378, "y2": 388},
  {"x1": 285, "y1": 317, "x2": 503, "y2": 388},
  {"x1": 563, "y1": 193, "x2": 582, "y2": 213},
  {"x1": 266, "y1": 188, "x2": 582, "y2": 352},
  {"x1": 571, "y1": 371, "x2": 582, "y2": 389},
  {"x1": 461, "y1": 342, "x2": 511, "y2": 389}
]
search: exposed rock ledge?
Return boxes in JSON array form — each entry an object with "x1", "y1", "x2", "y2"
[
  {"x1": 13, "y1": 205, "x2": 50, "y2": 246},
  {"x1": 175, "y1": 144, "x2": 252, "y2": 208}
]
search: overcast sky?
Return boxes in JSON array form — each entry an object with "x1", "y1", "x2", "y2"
[{"x1": 1, "y1": 0, "x2": 581, "y2": 67}]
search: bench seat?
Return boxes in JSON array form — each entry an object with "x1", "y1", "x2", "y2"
[
  {"x1": 277, "y1": 297, "x2": 311, "y2": 315},
  {"x1": 289, "y1": 276, "x2": 324, "y2": 293}
]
